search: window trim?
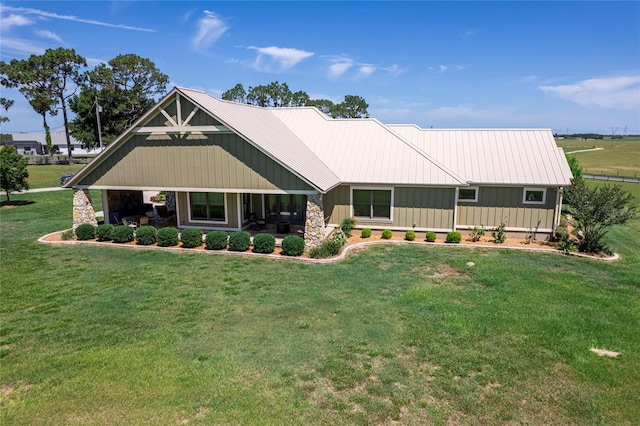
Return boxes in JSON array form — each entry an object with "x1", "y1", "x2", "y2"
[
  {"x1": 188, "y1": 192, "x2": 228, "y2": 224},
  {"x1": 522, "y1": 188, "x2": 546, "y2": 205},
  {"x1": 350, "y1": 187, "x2": 394, "y2": 221},
  {"x1": 458, "y1": 186, "x2": 479, "y2": 203}
]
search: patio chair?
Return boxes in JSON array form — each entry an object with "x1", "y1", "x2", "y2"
[
  {"x1": 122, "y1": 218, "x2": 138, "y2": 230},
  {"x1": 248, "y1": 213, "x2": 266, "y2": 230}
]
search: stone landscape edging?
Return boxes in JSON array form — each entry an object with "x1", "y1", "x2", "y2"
[{"x1": 38, "y1": 230, "x2": 619, "y2": 263}]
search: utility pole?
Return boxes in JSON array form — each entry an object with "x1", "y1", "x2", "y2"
[{"x1": 95, "y1": 96, "x2": 103, "y2": 150}]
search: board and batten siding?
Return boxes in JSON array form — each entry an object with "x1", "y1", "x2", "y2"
[
  {"x1": 456, "y1": 186, "x2": 557, "y2": 230},
  {"x1": 176, "y1": 192, "x2": 239, "y2": 229},
  {"x1": 324, "y1": 185, "x2": 455, "y2": 230},
  {"x1": 77, "y1": 134, "x2": 313, "y2": 192}
]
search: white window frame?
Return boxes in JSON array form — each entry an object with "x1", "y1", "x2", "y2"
[
  {"x1": 458, "y1": 186, "x2": 479, "y2": 203},
  {"x1": 187, "y1": 192, "x2": 228, "y2": 224},
  {"x1": 350, "y1": 186, "x2": 394, "y2": 221},
  {"x1": 522, "y1": 188, "x2": 546, "y2": 205}
]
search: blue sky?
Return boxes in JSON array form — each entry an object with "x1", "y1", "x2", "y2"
[{"x1": 1, "y1": 1, "x2": 639, "y2": 135}]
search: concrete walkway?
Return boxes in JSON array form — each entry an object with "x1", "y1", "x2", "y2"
[
  {"x1": 8, "y1": 186, "x2": 68, "y2": 195},
  {"x1": 565, "y1": 147, "x2": 604, "y2": 154}
]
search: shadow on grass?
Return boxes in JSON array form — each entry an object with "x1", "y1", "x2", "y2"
[{"x1": 1, "y1": 199, "x2": 35, "y2": 207}]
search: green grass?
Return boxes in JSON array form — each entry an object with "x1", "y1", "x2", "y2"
[
  {"x1": 557, "y1": 137, "x2": 640, "y2": 178},
  {"x1": 1, "y1": 190, "x2": 639, "y2": 424},
  {"x1": 26, "y1": 164, "x2": 87, "y2": 189}
]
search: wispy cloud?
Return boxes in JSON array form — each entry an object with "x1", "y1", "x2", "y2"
[
  {"x1": 327, "y1": 56, "x2": 354, "y2": 79},
  {"x1": 426, "y1": 104, "x2": 514, "y2": 120},
  {"x1": 540, "y1": 76, "x2": 640, "y2": 109},
  {"x1": 460, "y1": 30, "x2": 478, "y2": 40},
  {"x1": 36, "y1": 30, "x2": 63, "y2": 43},
  {"x1": 356, "y1": 64, "x2": 376, "y2": 79},
  {"x1": 0, "y1": 13, "x2": 33, "y2": 31},
  {"x1": 429, "y1": 64, "x2": 467, "y2": 73},
  {"x1": 382, "y1": 64, "x2": 406, "y2": 76},
  {"x1": 248, "y1": 46, "x2": 314, "y2": 72},
  {"x1": 1, "y1": 5, "x2": 156, "y2": 32},
  {"x1": 191, "y1": 10, "x2": 229, "y2": 50},
  {"x1": 0, "y1": 37, "x2": 45, "y2": 56}
]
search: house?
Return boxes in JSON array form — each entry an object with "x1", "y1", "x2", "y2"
[
  {"x1": 3, "y1": 140, "x2": 45, "y2": 155},
  {"x1": 11, "y1": 127, "x2": 98, "y2": 155},
  {"x1": 65, "y1": 87, "x2": 573, "y2": 248}
]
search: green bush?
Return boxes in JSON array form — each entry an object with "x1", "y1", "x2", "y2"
[
  {"x1": 309, "y1": 234, "x2": 346, "y2": 259},
  {"x1": 446, "y1": 231, "x2": 461, "y2": 243},
  {"x1": 135, "y1": 226, "x2": 157, "y2": 245},
  {"x1": 470, "y1": 225, "x2": 485, "y2": 242},
  {"x1": 425, "y1": 231, "x2": 437, "y2": 242},
  {"x1": 75, "y1": 223, "x2": 96, "y2": 240},
  {"x1": 557, "y1": 239, "x2": 577, "y2": 253},
  {"x1": 361, "y1": 228, "x2": 372, "y2": 238},
  {"x1": 112, "y1": 225, "x2": 135, "y2": 243},
  {"x1": 282, "y1": 235, "x2": 305, "y2": 256},
  {"x1": 157, "y1": 227, "x2": 179, "y2": 247},
  {"x1": 253, "y1": 233, "x2": 276, "y2": 254},
  {"x1": 492, "y1": 223, "x2": 507, "y2": 244},
  {"x1": 205, "y1": 231, "x2": 228, "y2": 250},
  {"x1": 181, "y1": 228, "x2": 203, "y2": 248},
  {"x1": 95, "y1": 224, "x2": 114, "y2": 241},
  {"x1": 405, "y1": 230, "x2": 416, "y2": 241},
  {"x1": 61, "y1": 229, "x2": 74, "y2": 240},
  {"x1": 229, "y1": 231, "x2": 251, "y2": 252},
  {"x1": 381, "y1": 229, "x2": 393, "y2": 239},
  {"x1": 340, "y1": 217, "x2": 356, "y2": 237}
]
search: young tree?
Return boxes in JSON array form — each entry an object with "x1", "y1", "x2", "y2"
[
  {"x1": 0, "y1": 47, "x2": 87, "y2": 164},
  {"x1": 564, "y1": 183, "x2": 638, "y2": 253},
  {"x1": 0, "y1": 145, "x2": 29, "y2": 201},
  {"x1": 69, "y1": 54, "x2": 169, "y2": 149},
  {"x1": 564, "y1": 155, "x2": 585, "y2": 204}
]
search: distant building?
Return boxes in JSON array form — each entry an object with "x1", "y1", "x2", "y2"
[
  {"x1": 11, "y1": 127, "x2": 98, "y2": 155},
  {"x1": 3, "y1": 140, "x2": 46, "y2": 155}
]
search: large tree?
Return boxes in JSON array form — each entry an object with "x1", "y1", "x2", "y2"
[
  {"x1": 69, "y1": 54, "x2": 169, "y2": 149},
  {"x1": 0, "y1": 145, "x2": 29, "y2": 202},
  {"x1": 564, "y1": 183, "x2": 637, "y2": 253},
  {"x1": 333, "y1": 95, "x2": 369, "y2": 118},
  {"x1": 0, "y1": 47, "x2": 87, "y2": 164}
]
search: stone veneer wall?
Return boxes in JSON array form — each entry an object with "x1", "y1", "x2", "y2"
[
  {"x1": 72, "y1": 189, "x2": 98, "y2": 230},
  {"x1": 304, "y1": 194, "x2": 326, "y2": 250}
]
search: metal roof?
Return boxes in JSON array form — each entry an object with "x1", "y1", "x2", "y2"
[
  {"x1": 178, "y1": 88, "x2": 341, "y2": 192},
  {"x1": 388, "y1": 125, "x2": 573, "y2": 186},
  {"x1": 271, "y1": 108, "x2": 466, "y2": 186}
]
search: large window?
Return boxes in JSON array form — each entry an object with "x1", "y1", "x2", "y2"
[
  {"x1": 190, "y1": 192, "x2": 226, "y2": 222},
  {"x1": 353, "y1": 189, "x2": 392, "y2": 220}
]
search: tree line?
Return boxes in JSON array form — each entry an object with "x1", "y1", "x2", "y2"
[{"x1": 0, "y1": 47, "x2": 369, "y2": 164}]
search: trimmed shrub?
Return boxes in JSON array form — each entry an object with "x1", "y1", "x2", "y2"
[
  {"x1": 425, "y1": 231, "x2": 437, "y2": 242},
  {"x1": 157, "y1": 227, "x2": 179, "y2": 247},
  {"x1": 96, "y1": 224, "x2": 114, "y2": 241},
  {"x1": 282, "y1": 235, "x2": 305, "y2": 256},
  {"x1": 446, "y1": 231, "x2": 461, "y2": 243},
  {"x1": 381, "y1": 229, "x2": 393, "y2": 239},
  {"x1": 205, "y1": 231, "x2": 228, "y2": 250},
  {"x1": 405, "y1": 230, "x2": 416, "y2": 241},
  {"x1": 340, "y1": 217, "x2": 357, "y2": 237},
  {"x1": 361, "y1": 228, "x2": 372, "y2": 238},
  {"x1": 309, "y1": 234, "x2": 346, "y2": 259},
  {"x1": 229, "y1": 231, "x2": 251, "y2": 252},
  {"x1": 135, "y1": 226, "x2": 157, "y2": 245},
  {"x1": 253, "y1": 233, "x2": 276, "y2": 254},
  {"x1": 75, "y1": 223, "x2": 96, "y2": 241},
  {"x1": 181, "y1": 228, "x2": 203, "y2": 248},
  {"x1": 61, "y1": 229, "x2": 74, "y2": 240},
  {"x1": 112, "y1": 225, "x2": 135, "y2": 243}
]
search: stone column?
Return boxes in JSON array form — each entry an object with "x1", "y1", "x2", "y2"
[
  {"x1": 72, "y1": 189, "x2": 98, "y2": 230},
  {"x1": 165, "y1": 191, "x2": 176, "y2": 211},
  {"x1": 304, "y1": 194, "x2": 326, "y2": 250}
]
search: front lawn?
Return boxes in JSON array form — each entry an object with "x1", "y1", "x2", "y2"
[{"x1": 1, "y1": 190, "x2": 639, "y2": 424}]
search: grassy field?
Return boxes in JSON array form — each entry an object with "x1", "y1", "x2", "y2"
[
  {"x1": 1, "y1": 187, "x2": 639, "y2": 424},
  {"x1": 557, "y1": 137, "x2": 640, "y2": 178},
  {"x1": 25, "y1": 164, "x2": 87, "y2": 189}
]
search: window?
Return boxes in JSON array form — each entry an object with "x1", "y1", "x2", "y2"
[
  {"x1": 352, "y1": 189, "x2": 392, "y2": 220},
  {"x1": 458, "y1": 187, "x2": 478, "y2": 202},
  {"x1": 523, "y1": 188, "x2": 546, "y2": 204},
  {"x1": 190, "y1": 192, "x2": 226, "y2": 221}
]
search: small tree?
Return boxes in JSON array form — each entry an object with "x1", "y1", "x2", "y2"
[
  {"x1": 564, "y1": 184, "x2": 637, "y2": 253},
  {"x1": 0, "y1": 145, "x2": 29, "y2": 201}
]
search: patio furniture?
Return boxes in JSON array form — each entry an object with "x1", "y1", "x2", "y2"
[
  {"x1": 248, "y1": 213, "x2": 266, "y2": 230},
  {"x1": 276, "y1": 221, "x2": 290, "y2": 234},
  {"x1": 122, "y1": 217, "x2": 138, "y2": 229}
]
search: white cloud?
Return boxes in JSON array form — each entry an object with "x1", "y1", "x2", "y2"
[
  {"x1": 1, "y1": 5, "x2": 156, "y2": 32},
  {"x1": 356, "y1": 65, "x2": 376, "y2": 78},
  {"x1": 327, "y1": 56, "x2": 354, "y2": 79},
  {"x1": 382, "y1": 64, "x2": 406, "y2": 76},
  {"x1": 426, "y1": 104, "x2": 514, "y2": 120},
  {"x1": 35, "y1": 30, "x2": 63, "y2": 43},
  {"x1": 192, "y1": 10, "x2": 229, "y2": 50},
  {"x1": 540, "y1": 76, "x2": 640, "y2": 109},
  {"x1": 248, "y1": 46, "x2": 314, "y2": 72},
  {"x1": 1, "y1": 13, "x2": 33, "y2": 31},
  {"x1": 0, "y1": 37, "x2": 45, "y2": 56}
]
